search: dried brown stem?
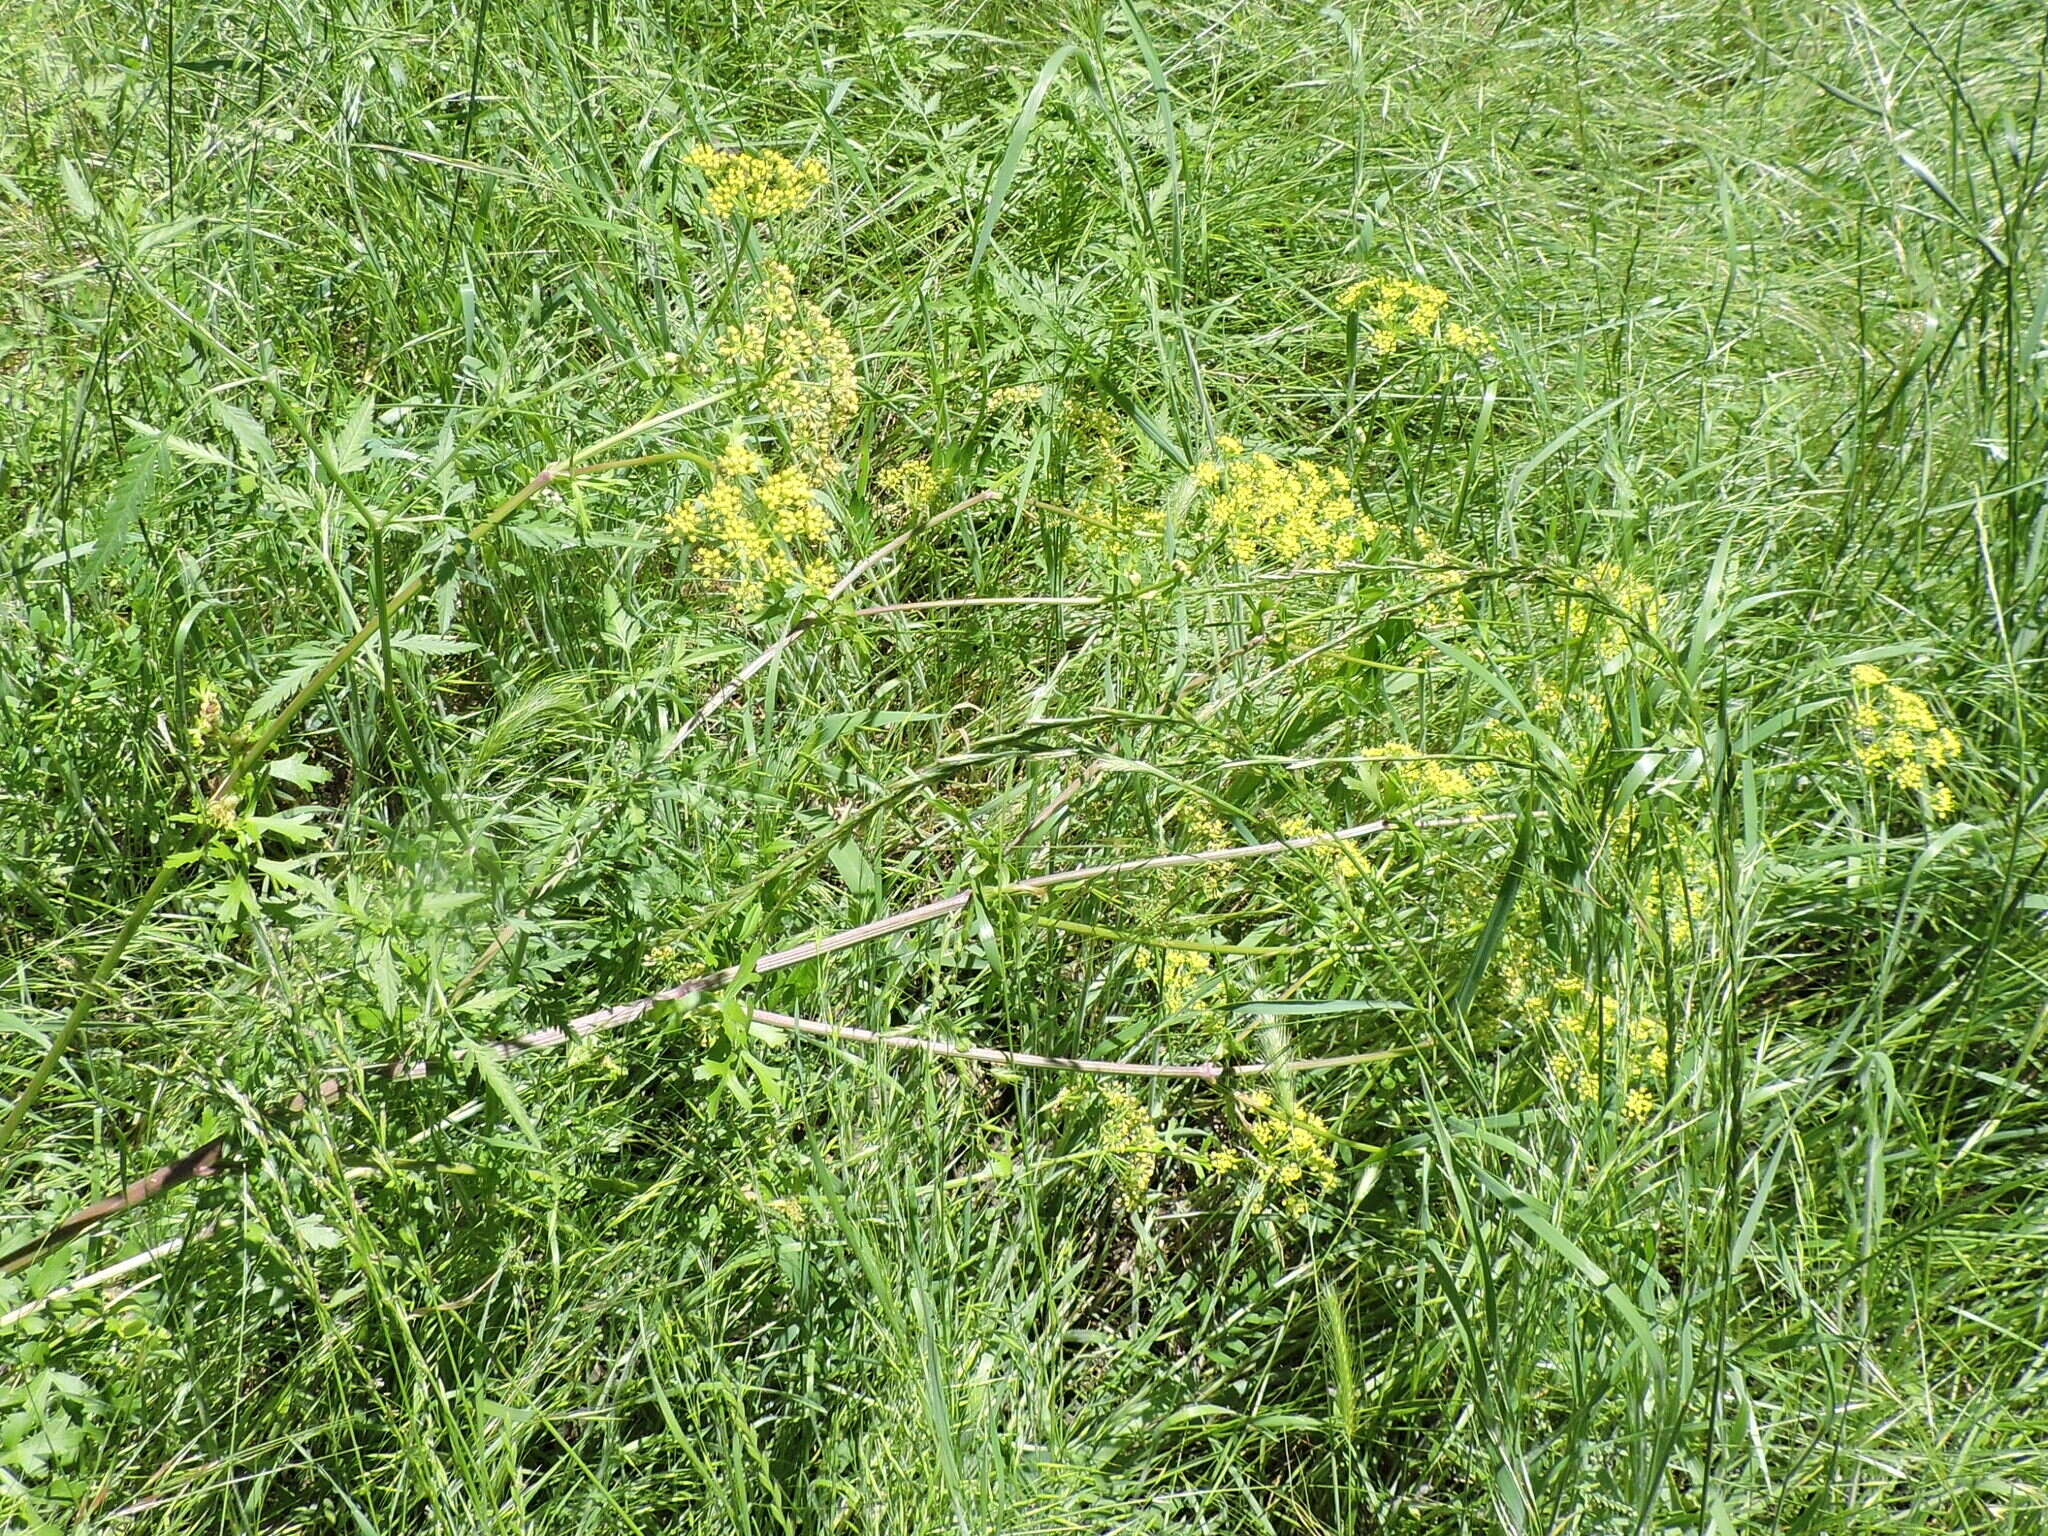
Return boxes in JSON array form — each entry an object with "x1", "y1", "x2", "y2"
[
  {"x1": 746, "y1": 1006, "x2": 1425, "y2": 1080},
  {"x1": 0, "y1": 810, "x2": 1511, "y2": 1276}
]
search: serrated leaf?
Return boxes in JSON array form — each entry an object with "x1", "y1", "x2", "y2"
[
  {"x1": 265, "y1": 752, "x2": 332, "y2": 789},
  {"x1": 467, "y1": 1040, "x2": 542, "y2": 1150},
  {"x1": 209, "y1": 399, "x2": 275, "y2": 466},
  {"x1": 122, "y1": 416, "x2": 234, "y2": 468},
  {"x1": 85, "y1": 439, "x2": 161, "y2": 581},
  {"x1": 389, "y1": 632, "x2": 476, "y2": 655},
  {"x1": 325, "y1": 397, "x2": 376, "y2": 478},
  {"x1": 57, "y1": 158, "x2": 97, "y2": 221}
]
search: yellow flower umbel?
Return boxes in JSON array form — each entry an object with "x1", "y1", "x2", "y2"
[
  {"x1": 1355, "y1": 743, "x2": 1480, "y2": 807},
  {"x1": 987, "y1": 383, "x2": 1046, "y2": 412},
  {"x1": 876, "y1": 458, "x2": 938, "y2": 518},
  {"x1": 669, "y1": 434, "x2": 836, "y2": 610},
  {"x1": 1640, "y1": 833, "x2": 1720, "y2": 955},
  {"x1": 1161, "y1": 947, "x2": 1215, "y2": 1015},
  {"x1": 682, "y1": 145, "x2": 827, "y2": 221},
  {"x1": 1560, "y1": 561, "x2": 1659, "y2": 666},
  {"x1": 1189, "y1": 440, "x2": 1380, "y2": 568},
  {"x1": 714, "y1": 262, "x2": 860, "y2": 478},
  {"x1": 1443, "y1": 320, "x2": 1493, "y2": 353},
  {"x1": 1337, "y1": 274, "x2": 1486, "y2": 355},
  {"x1": 1230, "y1": 1091, "x2": 1338, "y2": 1219},
  {"x1": 1848, "y1": 665, "x2": 1964, "y2": 819},
  {"x1": 1541, "y1": 980, "x2": 1668, "y2": 1126},
  {"x1": 1178, "y1": 800, "x2": 1231, "y2": 852},
  {"x1": 1096, "y1": 1086, "x2": 1167, "y2": 1207}
]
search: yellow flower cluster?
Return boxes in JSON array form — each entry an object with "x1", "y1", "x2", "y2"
[
  {"x1": 1542, "y1": 979, "x2": 1666, "y2": 1124},
  {"x1": 1641, "y1": 835, "x2": 1719, "y2": 953},
  {"x1": 187, "y1": 683, "x2": 227, "y2": 754},
  {"x1": 876, "y1": 457, "x2": 937, "y2": 514},
  {"x1": 682, "y1": 144, "x2": 827, "y2": 221},
  {"x1": 714, "y1": 262, "x2": 860, "y2": 476},
  {"x1": 669, "y1": 435, "x2": 837, "y2": 609},
  {"x1": 1231, "y1": 1091, "x2": 1338, "y2": 1219},
  {"x1": 1173, "y1": 800, "x2": 1234, "y2": 894},
  {"x1": 1058, "y1": 399, "x2": 1130, "y2": 498},
  {"x1": 1562, "y1": 561, "x2": 1659, "y2": 665},
  {"x1": 1178, "y1": 800, "x2": 1232, "y2": 851},
  {"x1": 1096, "y1": 1085, "x2": 1166, "y2": 1206},
  {"x1": 1059, "y1": 399, "x2": 1123, "y2": 441},
  {"x1": 1357, "y1": 743, "x2": 1480, "y2": 806},
  {"x1": 1191, "y1": 439, "x2": 1381, "y2": 567},
  {"x1": 1849, "y1": 665, "x2": 1962, "y2": 817},
  {"x1": 1161, "y1": 947, "x2": 1214, "y2": 1015},
  {"x1": 1338, "y1": 275, "x2": 1490, "y2": 356},
  {"x1": 988, "y1": 383, "x2": 1046, "y2": 412}
]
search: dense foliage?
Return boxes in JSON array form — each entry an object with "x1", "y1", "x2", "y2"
[{"x1": 3, "y1": 0, "x2": 2045, "y2": 1530}]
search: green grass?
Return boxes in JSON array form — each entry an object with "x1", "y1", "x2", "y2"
[{"x1": 3, "y1": 0, "x2": 2046, "y2": 1529}]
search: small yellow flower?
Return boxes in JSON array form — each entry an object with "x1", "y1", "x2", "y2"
[
  {"x1": 1228, "y1": 1092, "x2": 1337, "y2": 1218},
  {"x1": 1161, "y1": 947, "x2": 1214, "y2": 1014},
  {"x1": 1097, "y1": 1086, "x2": 1165, "y2": 1206},
  {"x1": 188, "y1": 685, "x2": 226, "y2": 753},
  {"x1": 987, "y1": 383, "x2": 1045, "y2": 411},
  {"x1": 1850, "y1": 663, "x2": 1890, "y2": 687},
  {"x1": 1359, "y1": 743, "x2": 1478, "y2": 805},
  {"x1": 877, "y1": 458, "x2": 937, "y2": 512},
  {"x1": 713, "y1": 262, "x2": 860, "y2": 478},
  {"x1": 1560, "y1": 562, "x2": 1659, "y2": 665}
]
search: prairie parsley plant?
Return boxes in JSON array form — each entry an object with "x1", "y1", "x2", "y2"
[
  {"x1": 1160, "y1": 947, "x2": 1215, "y2": 1016},
  {"x1": 1560, "y1": 561, "x2": 1661, "y2": 667},
  {"x1": 875, "y1": 457, "x2": 938, "y2": 518},
  {"x1": 1222, "y1": 1091, "x2": 1338, "y2": 1219},
  {"x1": 1540, "y1": 978, "x2": 1669, "y2": 1126},
  {"x1": 1095, "y1": 1086, "x2": 1167, "y2": 1207},
  {"x1": 712, "y1": 261, "x2": 859, "y2": 476},
  {"x1": 672, "y1": 240, "x2": 862, "y2": 608},
  {"x1": 1350, "y1": 743, "x2": 1483, "y2": 809}
]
